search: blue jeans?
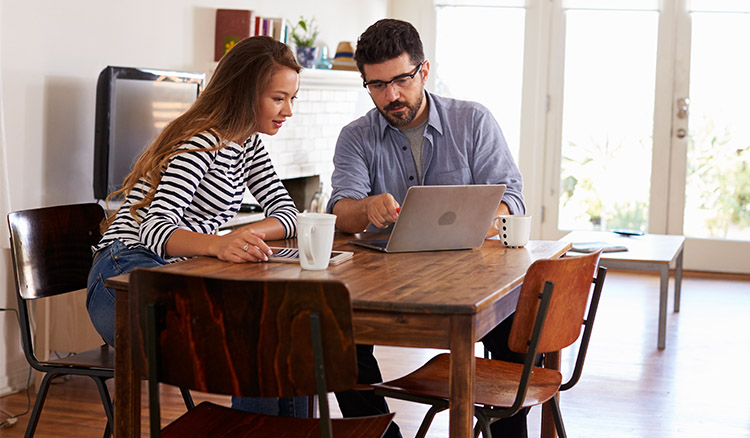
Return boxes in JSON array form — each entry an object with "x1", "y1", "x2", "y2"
[
  {"x1": 87, "y1": 240, "x2": 167, "y2": 347},
  {"x1": 86, "y1": 239, "x2": 307, "y2": 418},
  {"x1": 231, "y1": 395, "x2": 308, "y2": 417}
]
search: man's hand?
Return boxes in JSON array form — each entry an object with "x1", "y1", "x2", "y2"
[
  {"x1": 366, "y1": 193, "x2": 400, "y2": 229},
  {"x1": 331, "y1": 193, "x2": 401, "y2": 234}
]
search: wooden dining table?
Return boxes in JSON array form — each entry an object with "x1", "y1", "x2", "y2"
[{"x1": 106, "y1": 233, "x2": 571, "y2": 438}]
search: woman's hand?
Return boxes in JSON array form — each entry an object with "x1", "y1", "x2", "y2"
[
  {"x1": 212, "y1": 227, "x2": 273, "y2": 263},
  {"x1": 165, "y1": 218, "x2": 286, "y2": 262}
]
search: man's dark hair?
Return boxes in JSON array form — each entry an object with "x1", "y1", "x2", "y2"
[{"x1": 354, "y1": 19, "x2": 425, "y2": 77}]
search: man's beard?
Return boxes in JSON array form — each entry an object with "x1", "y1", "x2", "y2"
[{"x1": 377, "y1": 91, "x2": 424, "y2": 128}]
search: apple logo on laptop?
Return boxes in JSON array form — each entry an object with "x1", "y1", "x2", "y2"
[{"x1": 438, "y1": 211, "x2": 457, "y2": 226}]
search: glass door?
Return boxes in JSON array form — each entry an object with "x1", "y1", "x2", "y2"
[
  {"x1": 558, "y1": 7, "x2": 658, "y2": 233},
  {"x1": 668, "y1": 0, "x2": 750, "y2": 272},
  {"x1": 541, "y1": 0, "x2": 750, "y2": 273},
  {"x1": 542, "y1": 1, "x2": 660, "y2": 238}
]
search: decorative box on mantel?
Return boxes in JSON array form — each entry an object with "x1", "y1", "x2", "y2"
[{"x1": 257, "y1": 68, "x2": 370, "y2": 212}]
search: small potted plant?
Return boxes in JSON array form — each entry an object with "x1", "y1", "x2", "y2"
[{"x1": 291, "y1": 16, "x2": 320, "y2": 68}]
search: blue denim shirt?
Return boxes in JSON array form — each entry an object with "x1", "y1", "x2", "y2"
[{"x1": 327, "y1": 91, "x2": 525, "y2": 231}]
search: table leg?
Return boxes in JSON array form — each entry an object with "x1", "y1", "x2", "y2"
[
  {"x1": 115, "y1": 289, "x2": 140, "y2": 437},
  {"x1": 542, "y1": 351, "x2": 561, "y2": 438},
  {"x1": 673, "y1": 248, "x2": 684, "y2": 313},
  {"x1": 449, "y1": 315, "x2": 476, "y2": 438},
  {"x1": 658, "y1": 265, "x2": 669, "y2": 350}
]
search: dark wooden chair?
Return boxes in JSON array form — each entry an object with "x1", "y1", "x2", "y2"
[
  {"x1": 7, "y1": 203, "x2": 115, "y2": 437},
  {"x1": 372, "y1": 251, "x2": 607, "y2": 438},
  {"x1": 129, "y1": 270, "x2": 395, "y2": 438}
]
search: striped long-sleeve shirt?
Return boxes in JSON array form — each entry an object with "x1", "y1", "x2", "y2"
[{"x1": 93, "y1": 131, "x2": 298, "y2": 262}]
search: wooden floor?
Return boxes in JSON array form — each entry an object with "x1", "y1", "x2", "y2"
[{"x1": 1, "y1": 270, "x2": 749, "y2": 437}]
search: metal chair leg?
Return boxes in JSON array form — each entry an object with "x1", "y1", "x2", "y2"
[
  {"x1": 549, "y1": 396, "x2": 567, "y2": 438},
  {"x1": 474, "y1": 409, "x2": 493, "y2": 438},
  {"x1": 25, "y1": 372, "x2": 58, "y2": 437},
  {"x1": 180, "y1": 388, "x2": 195, "y2": 410},
  {"x1": 91, "y1": 376, "x2": 114, "y2": 437},
  {"x1": 414, "y1": 405, "x2": 446, "y2": 438}
]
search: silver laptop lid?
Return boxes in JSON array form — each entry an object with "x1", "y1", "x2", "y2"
[{"x1": 384, "y1": 184, "x2": 506, "y2": 253}]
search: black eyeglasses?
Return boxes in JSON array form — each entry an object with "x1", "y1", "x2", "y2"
[{"x1": 363, "y1": 62, "x2": 425, "y2": 95}]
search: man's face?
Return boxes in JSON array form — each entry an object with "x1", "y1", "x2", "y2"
[{"x1": 362, "y1": 53, "x2": 429, "y2": 129}]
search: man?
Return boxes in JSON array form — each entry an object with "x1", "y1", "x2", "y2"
[{"x1": 326, "y1": 19, "x2": 528, "y2": 438}]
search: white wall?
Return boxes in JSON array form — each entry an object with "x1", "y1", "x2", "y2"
[
  {"x1": 1, "y1": 0, "x2": 387, "y2": 211},
  {"x1": 0, "y1": 0, "x2": 387, "y2": 394},
  {"x1": 0, "y1": 0, "x2": 26, "y2": 398}
]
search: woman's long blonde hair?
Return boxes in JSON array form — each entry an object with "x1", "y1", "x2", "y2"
[{"x1": 102, "y1": 36, "x2": 301, "y2": 232}]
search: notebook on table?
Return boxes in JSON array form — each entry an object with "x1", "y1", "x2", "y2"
[
  {"x1": 349, "y1": 184, "x2": 506, "y2": 253},
  {"x1": 569, "y1": 241, "x2": 628, "y2": 253}
]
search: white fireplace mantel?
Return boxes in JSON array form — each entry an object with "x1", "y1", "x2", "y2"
[{"x1": 299, "y1": 68, "x2": 362, "y2": 89}]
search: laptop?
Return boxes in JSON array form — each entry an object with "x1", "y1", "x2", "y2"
[{"x1": 349, "y1": 184, "x2": 506, "y2": 253}]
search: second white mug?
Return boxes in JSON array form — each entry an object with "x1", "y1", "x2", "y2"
[{"x1": 492, "y1": 215, "x2": 531, "y2": 248}]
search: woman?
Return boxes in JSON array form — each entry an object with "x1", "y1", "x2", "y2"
[{"x1": 86, "y1": 36, "x2": 305, "y2": 417}]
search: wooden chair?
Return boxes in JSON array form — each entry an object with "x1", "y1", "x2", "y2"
[
  {"x1": 7, "y1": 203, "x2": 115, "y2": 437},
  {"x1": 129, "y1": 270, "x2": 395, "y2": 438},
  {"x1": 372, "y1": 251, "x2": 607, "y2": 438}
]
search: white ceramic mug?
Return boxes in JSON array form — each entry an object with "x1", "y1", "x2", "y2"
[
  {"x1": 492, "y1": 215, "x2": 532, "y2": 248},
  {"x1": 297, "y1": 213, "x2": 337, "y2": 270}
]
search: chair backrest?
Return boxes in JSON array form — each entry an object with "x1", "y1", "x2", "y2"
[
  {"x1": 508, "y1": 251, "x2": 602, "y2": 354},
  {"x1": 7, "y1": 203, "x2": 104, "y2": 300},
  {"x1": 7, "y1": 203, "x2": 105, "y2": 367},
  {"x1": 130, "y1": 270, "x2": 358, "y2": 398}
]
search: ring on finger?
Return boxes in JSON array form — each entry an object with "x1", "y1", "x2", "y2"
[{"x1": 242, "y1": 243, "x2": 249, "y2": 252}]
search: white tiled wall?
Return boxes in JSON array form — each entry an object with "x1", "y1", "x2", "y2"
[{"x1": 258, "y1": 69, "x2": 371, "y2": 204}]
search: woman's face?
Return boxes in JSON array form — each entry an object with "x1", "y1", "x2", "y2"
[{"x1": 257, "y1": 66, "x2": 300, "y2": 136}]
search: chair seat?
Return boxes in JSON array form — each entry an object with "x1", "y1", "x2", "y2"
[
  {"x1": 373, "y1": 353, "x2": 562, "y2": 409},
  {"x1": 161, "y1": 402, "x2": 395, "y2": 438},
  {"x1": 44, "y1": 344, "x2": 114, "y2": 370}
]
